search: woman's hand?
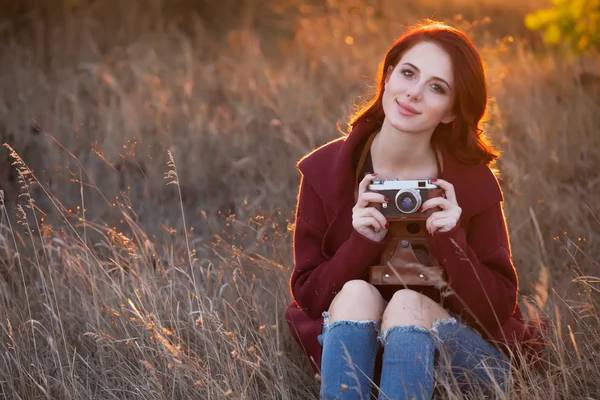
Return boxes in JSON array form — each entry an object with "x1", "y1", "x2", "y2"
[
  {"x1": 421, "y1": 178, "x2": 462, "y2": 235},
  {"x1": 352, "y1": 173, "x2": 389, "y2": 242}
]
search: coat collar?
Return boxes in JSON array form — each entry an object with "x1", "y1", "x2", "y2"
[
  {"x1": 297, "y1": 119, "x2": 380, "y2": 212},
  {"x1": 297, "y1": 120, "x2": 502, "y2": 218}
]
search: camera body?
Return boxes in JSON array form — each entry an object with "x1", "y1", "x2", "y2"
[{"x1": 367, "y1": 178, "x2": 444, "y2": 221}]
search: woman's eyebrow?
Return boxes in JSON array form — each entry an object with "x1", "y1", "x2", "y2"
[{"x1": 402, "y1": 62, "x2": 452, "y2": 91}]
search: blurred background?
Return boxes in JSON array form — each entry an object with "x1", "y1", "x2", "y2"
[{"x1": 0, "y1": 0, "x2": 599, "y2": 398}]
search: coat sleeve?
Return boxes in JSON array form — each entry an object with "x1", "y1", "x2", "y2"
[
  {"x1": 289, "y1": 175, "x2": 389, "y2": 320},
  {"x1": 428, "y1": 201, "x2": 518, "y2": 336}
]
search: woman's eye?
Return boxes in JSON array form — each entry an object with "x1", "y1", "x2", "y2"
[
  {"x1": 401, "y1": 69, "x2": 414, "y2": 78},
  {"x1": 431, "y1": 84, "x2": 446, "y2": 94}
]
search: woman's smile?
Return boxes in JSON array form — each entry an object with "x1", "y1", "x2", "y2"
[{"x1": 396, "y1": 100, "x2": 421, "y2": 116}]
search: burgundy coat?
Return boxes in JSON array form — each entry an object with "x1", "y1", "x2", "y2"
[{"x1": 285, "y1": 120, "x2": 545, "y2": 373}]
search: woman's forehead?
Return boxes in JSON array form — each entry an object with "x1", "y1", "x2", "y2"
[{"x1": 398, "y1": 42, "x2": 453, "y2": 83}]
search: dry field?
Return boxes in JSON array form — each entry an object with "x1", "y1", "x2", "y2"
[{"x1": 0, "y1": 0, "x2": 599, "y2": 398}]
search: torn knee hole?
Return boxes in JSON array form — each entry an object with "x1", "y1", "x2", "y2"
[
  {"x1": 322, "y1": 312, "x2": 381, "y2": 331},
  {"x1": 378, "y1": 317, "x2": 457, "y2": 344}
]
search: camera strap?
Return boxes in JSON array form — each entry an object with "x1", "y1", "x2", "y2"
[{"x1": 354, "y1": 130, "x2": 379, "y2": 202}]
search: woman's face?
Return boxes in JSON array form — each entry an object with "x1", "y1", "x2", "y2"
[{"x1": 382, "y1": 41, "x2": 456, "y2": 135}]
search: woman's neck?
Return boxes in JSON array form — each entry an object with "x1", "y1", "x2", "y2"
[{"x1": 370, "y1": 118, "x2": 438, "y2": 179}]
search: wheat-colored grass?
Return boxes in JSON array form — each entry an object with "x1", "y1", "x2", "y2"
[{"x1": 0, "y1": 0, "x2": 599, "y2": 398}]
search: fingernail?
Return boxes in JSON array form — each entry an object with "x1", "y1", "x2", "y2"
[
  {"x1": 419, "y1": 207, "x2": 424, "y2": 212},
  {"x1": 384, "y1": 197, "x2": 391, "y2": 203},
  {"x1": 431, "y1": 179, "x2": 438, "y2": 182},
  {"x1": 385, "y1": 222, "x2": 389, "y2": 229},
  {"x1": 372, "y1": 173, "x2": 378, "y2": 177}
]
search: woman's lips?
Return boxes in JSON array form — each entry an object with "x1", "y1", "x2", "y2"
[{"x1": 396, "y1": 100, "x2": 420, "y2": 116}]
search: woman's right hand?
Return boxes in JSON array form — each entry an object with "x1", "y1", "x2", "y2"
[{"x1": 352, "y1": 173, "x2": 389, "y2": 242}]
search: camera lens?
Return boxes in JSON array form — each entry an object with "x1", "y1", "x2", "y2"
[
  {"x1": 395, "y1": 189, "x2": 421, "y2": 214},
  {"x1": 400, "y1": 195, "x2": 414, "y2": 209}
]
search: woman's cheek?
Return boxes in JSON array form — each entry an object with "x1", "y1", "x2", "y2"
[{"x1": 431, "y1": 98, "x2": 453, "y2": 119}]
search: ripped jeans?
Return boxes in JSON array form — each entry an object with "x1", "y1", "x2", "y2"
[{"x1": 318, "y1": 312, "x2": 509, "y2": 400}]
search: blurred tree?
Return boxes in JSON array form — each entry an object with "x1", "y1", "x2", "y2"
[{"x1": 525, "y1": 0, "x2": 600, "y2": 53}]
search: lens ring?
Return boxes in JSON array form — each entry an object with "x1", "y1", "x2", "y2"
[{"x1": 395, "y1": 189, "x2": 422, "y2": 214}]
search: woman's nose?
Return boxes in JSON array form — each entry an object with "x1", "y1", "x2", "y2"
[{"x1": 406, "y1": 83, "x2": 422, "y2": 101}]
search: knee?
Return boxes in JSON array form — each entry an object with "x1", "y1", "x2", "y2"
[
  {"x1": 381, "y1": 289, "x2": 450, "y2": 331},
  {"x1": 387, "y1": 288, "x2": 426, "y2": 309},
  {"x1": 328, "y1": 280, "x2": 385, "y2": 322},
  {"x1": 337, "y1": 280, "x2": 382, "y2": 304}
]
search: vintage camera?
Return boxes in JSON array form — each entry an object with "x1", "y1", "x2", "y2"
[
  {"x1": 366, "y1": 178, "x2": 446, "y2": 287},
  {"x1": 367, "y1": 179, "x2": 444, "y2": 221}
]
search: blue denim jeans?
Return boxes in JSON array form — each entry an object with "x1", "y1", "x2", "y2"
[{"x1": 318, "y1": 312, "x2": 509, "y2": 400}]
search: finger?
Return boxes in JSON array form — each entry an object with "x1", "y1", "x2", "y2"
[
  {"x1": 427, "y1": 210, "x2": 453, "y2": 221},
  {"x1": 362, "y1": 192, "x2": 391, "y2": 203},
  {"x1": 426, "y1": 213, "x2": 435, "y2": 234},
  {"x1": 429, "y1": 217, "x2": 457, "y2": 234},
  {"x1": 357, "y1": 207, "x2": 389, "y2": 230},
  {"x1": 425, "y1": 216, "x2": 435, "y2": 235},
  {"x1": 354, "y1": 216, "x2": 384, "y2": 232},
  {"x1": 431, "y1": 179, "x2": 457, "y2": 203},
  {"x1": 426, "y1": 212, "x2": 447, "y2": 234},
  {"x1": 426, "y1": 210, "x2": 458, "y2": 234},
  {"x1": 357, "y1": 173, "x2": 378, "y2": 207},
  {"x1": 421, "y1": 196, "x2": 453, "y2": 212}
]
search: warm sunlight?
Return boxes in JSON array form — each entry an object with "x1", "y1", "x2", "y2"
[{"x1": 0, "y1": 0, "x2": 598, "y2": 399}]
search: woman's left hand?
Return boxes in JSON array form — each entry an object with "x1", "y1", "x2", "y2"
[{"x1": 421, "y1": 179, "x2": 462, "y2": 235}]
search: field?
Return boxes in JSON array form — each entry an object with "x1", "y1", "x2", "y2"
[{"x1": 0, "y1": 0, "x2": 599, "y2": 398}]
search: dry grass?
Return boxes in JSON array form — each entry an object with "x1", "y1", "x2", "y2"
[{"x1": 0, "y1": 0, "x2": 599, "y2": 398}]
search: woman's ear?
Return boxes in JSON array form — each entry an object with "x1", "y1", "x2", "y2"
[{"x1": 441, "y1": 113, "x2": 455, "y2": 124}]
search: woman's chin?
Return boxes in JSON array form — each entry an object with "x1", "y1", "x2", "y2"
[
  {"x1": 387, "y1": 119, "x2": 419, "y2": 134},
  {"x1": 384, "y1": 116, "x2": 439, "y2": 136}
]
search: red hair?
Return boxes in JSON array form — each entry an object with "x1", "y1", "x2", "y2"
[{"x1": 349, "y1": 21, "x2": 499, "y2": 165}]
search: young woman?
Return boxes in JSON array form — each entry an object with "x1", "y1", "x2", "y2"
[{"x1": 285, "y1": 22, "x2": 545, "y2": 399}]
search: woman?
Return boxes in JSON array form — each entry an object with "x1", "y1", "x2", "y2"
[{"x1": 285, "y1": 22, "x2": 544, "y2": 399}]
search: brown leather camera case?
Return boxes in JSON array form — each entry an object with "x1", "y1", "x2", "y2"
[{"x1": 368, "y1": 221, "x2": 447, "y2": 288}]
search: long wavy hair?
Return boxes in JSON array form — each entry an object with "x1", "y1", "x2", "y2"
[{"x1": 348, "y1": 21, "x2": 499, "y2": 165}]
